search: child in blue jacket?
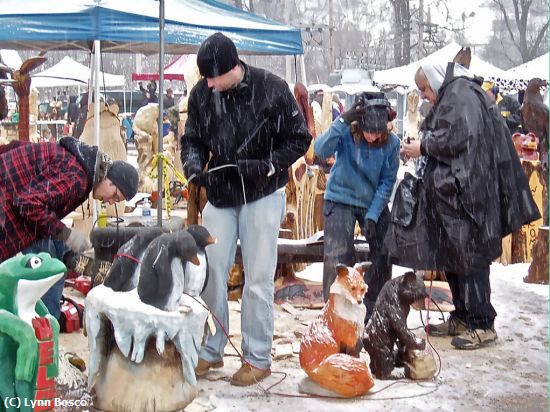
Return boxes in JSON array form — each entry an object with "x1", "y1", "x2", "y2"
[{"x1": 315, "y1": 92, "x2": 400, "y2": 324}]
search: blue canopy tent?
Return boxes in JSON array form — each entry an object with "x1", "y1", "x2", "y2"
[
  {"x1": 0, "y1": 0, "x2": 304, "y2": 223},
  {"x1": 0, "y1": 0, "x2": 303, "y2": 55}
]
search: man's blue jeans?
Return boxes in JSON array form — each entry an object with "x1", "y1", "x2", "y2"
[
  {"x1": 23, "y1": 239, "x2": 67, "y2": 319},
  {"x1": 199, "y1": 189, "x2": 285, "y2": 369}
]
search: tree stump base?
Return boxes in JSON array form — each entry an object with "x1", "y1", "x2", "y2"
[
  {"x1": 93, "y1": 341, "x2": 196, "y2": 412},
  {"x1": 511, "y1": 160, "x2": 545, "y2": 263},
  {"x1": 86, "y1": 286, "x2": 208, "y2": 412},
  {"x1": 524, "y1": 226, "x2": 549, "y2": 284}
]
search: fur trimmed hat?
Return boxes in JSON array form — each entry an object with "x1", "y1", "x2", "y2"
[
  {"x1": 197, "y1": 32, "x2": 240, "y2": 78},
  {"x1": 356, "y1": 92, "x2": 392, "y2": 133},
  {"x1": 106, "y1": 160, "x2": 139, "y2": 201}
]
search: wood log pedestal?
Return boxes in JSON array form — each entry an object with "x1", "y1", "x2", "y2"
[
  {"x1": 86, "y1": 285, "x2": 208, "y2": 412},
  {"x1": 93, "y1": 341, "x2": 195, "y2": 412},
  {"x1": 524, "y1": 226, "x2": 549, "y2": 285},
  {"x1": 510, "y1": 160, "x2": 546, "y2": 263}
]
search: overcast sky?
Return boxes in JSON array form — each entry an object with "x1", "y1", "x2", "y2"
[{"x1": 429, "y1": 0, "x2": 493, "y2": 44}]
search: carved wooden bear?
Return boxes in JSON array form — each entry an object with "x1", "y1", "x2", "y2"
[{"x1": 362, "y1": 271, "x2": 427, "y2": 379}]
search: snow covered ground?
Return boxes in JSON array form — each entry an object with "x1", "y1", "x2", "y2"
[{"x1": 59, "y1": 261, "x2": 548, "y2": 411}]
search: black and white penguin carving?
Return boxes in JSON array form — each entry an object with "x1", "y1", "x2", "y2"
[
  {"x1": 137, "y1": 230, "x2": 200, "y2": 311},
  {"x1": 103, "y1": 228, "x2": 165, "y2": 292},
  {"x1": 184, "y1": 225, "x2": 217, "y2": 296}
]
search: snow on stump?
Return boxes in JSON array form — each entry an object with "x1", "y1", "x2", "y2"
[{"x1": 85, "y1": 284, "x2": 208, "y2": 412}]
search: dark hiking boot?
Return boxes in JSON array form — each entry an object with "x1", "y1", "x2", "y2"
[
  {"x1": 451, "y1": 328, "x2": 498, "y2": 350},
  {"x1": 427, "y1": 316, "x2": 468, "y2": 337}
]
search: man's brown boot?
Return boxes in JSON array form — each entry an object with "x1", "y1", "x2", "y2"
[
  {"x1": 230, "y1": 364, "x2": 271, "y2": 386},
  {"x1": 195, "y1": 358, "x2": 224, "y2": 377}
]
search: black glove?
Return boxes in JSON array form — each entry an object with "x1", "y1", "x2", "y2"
[
  {"x1": 237, "y1": 159, "x2": 271, "y2": 183},
  {"x1": 184, "y1": 163, "x2": 210, "y2": 187},
  {"x1": 340, "y1": 102, "x2": 366, "y2": 124},
  {"x1": 190, "y1": 171, "x2": 219, "y2": 187},
  {"x1": 184, "y1": 162, "x2": 203, "y2": 179},
  {"x1": 365, "y1": 219, "x2": 377, "y2": 240}
]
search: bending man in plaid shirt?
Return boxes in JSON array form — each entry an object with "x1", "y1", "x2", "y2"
[{"x1": 0, "y1": 136, "x2": 138, "y2": 316}]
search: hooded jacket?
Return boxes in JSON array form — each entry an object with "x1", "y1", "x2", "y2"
[
  {"x1": 385, "y1": 70, "x2": 540, "y2": 273},
  {"x1": 314, "y1": 120, "x2": 400, "y2": 222},
  {"x1": 0, "y1": 137, "x2": 102, "y2": 261},
  {"x1": 180, "y1": 62, "x2": 312, "y2": 207}
]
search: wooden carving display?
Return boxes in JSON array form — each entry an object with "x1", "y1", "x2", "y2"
[
  {"x1": 75, "y1": 100, "x2": 127, "y2": 237},
  {"x1": 0, "y1": 254, "x2": 65, "y2": 411},
  {"x1": 87, "y1": 226, "x2": 212, "y2": 411},
  {"x1": 29, "y1": 88, "x2": 40, "y2": 142},
  {"x1": 0, "y1": 56, "x2": 47, "y2": 141},
  {"x1": 521, "y1": 78, "x2": 548, "y2": 177},
  {"x1": 284, "y1": 158, "x2": 321, "y2": 243},
  {"x1": 294, "y1": 82, "x2": 316, "y2": 165},
  {"x1": 132, "y1": 103, "x2": 160, "y2": 193},
  {"x1": 524, "y1": 226, "x2": 549, "y2": 284},
  {"x1": 404, "y1": 90, "x2": 423, "y2": 141},
  {"x1": 86, "y1": 285, "x2": 208, "y2": 412},
  {"x1": 511, "y1": 160, "x2": 545, "y2": 263},
  {"x1": 300, "y1": 263, "x2": 374, "y2": 397},
  {"x1": 452, "y1": 46, "x2": 472, "y2": 68},
  {"x1": 363, "y1": 272, "x2": 429, "y2": 380}
]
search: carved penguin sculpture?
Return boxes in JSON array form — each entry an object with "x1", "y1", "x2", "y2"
[
  {"x1": 184, "y1": 225, "x2": 217, "y2": 296},
  {"x1": 103, "y1": 228, "x2": 165, "y2": 292},
  {"x1": 137, "y1": 230, "x2": 200, "y2": 311}
]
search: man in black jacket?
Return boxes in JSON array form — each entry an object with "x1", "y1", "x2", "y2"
[{"x1": 181, "y1": 32, "x2": 311, "y2": 386}]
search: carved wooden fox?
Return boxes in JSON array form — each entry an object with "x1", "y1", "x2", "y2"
[{"x1": 299, "y1": 262, "x2": 374, "y2": 397}]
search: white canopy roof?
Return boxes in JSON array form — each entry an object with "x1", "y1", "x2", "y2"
[
  {"x1": 505, "y1": 53, "x2": 549, "y2": 81},
  {"x1": 31, "y1": 56, "x2": 125, "y2": 88},
  {"x1": 373, "y1": 42, "x2": 507, "y2": 89}
]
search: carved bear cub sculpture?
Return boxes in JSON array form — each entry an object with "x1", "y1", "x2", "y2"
[{"x1": 362, "y1": 271, "x2": 428, "y2": 380}]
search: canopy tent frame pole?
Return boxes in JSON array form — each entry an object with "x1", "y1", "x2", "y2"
[
  {"x1": 156, "y1": 0, "x2": 165, "y2": 226},
  {"x1": 300, "y1": 54, "x2": 307, "y2": 85},
  {"x1": 93, "y1": 39, "x2": 101, "y2": 225},
  {"x1": 123, "y1": 83, "x2": 126, "y2": 113}
]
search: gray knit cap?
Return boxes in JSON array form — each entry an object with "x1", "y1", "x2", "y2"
[{"x1": 106, "y1": 160, "x2": 139, "y2": 201}]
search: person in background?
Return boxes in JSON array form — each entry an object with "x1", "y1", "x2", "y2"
[
  {"x1": 391, "y1": 62, "x2": 540, "y2": 349},
  {"x1": 311, "y1": 89, "x2": 324, "y2": 134},
  {"x1": 314, "y1": 91, "x2": 400, "y2": 325},
  {"x1": 0, "y1": 136, "x2": 139, "y2": 317},
  {"x1": 482, "y1": 80, "x2": 522, "y2": 135},
  {"x1": 139, "y1": 80, "x2": 158, "y2": 105},
  {"x1": 331, "y1": 93, "x2": 344, "y2": 119},
  {"x1": 67, "y1": 95, "x2": 78, "y2": 126},
  {"x1": 163, "y1": 87, "x2": 176, "y2": 109},
  {"x1": 181, "y1": 32, "x2": 311, "y2": 386},
  {"x1": 72, "y1": 92, "x2": 89, "y2": 138}
]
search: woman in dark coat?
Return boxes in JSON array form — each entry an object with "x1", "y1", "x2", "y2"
[{"x1": 386, "y1": 62, "x2": 540, "y2": 350}]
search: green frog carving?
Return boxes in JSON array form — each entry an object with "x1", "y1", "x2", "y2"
[{"x1": 0, "y1": 253, "x2": 66, "y2": 412}]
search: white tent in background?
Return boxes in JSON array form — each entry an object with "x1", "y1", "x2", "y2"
[
  {"x1": 373, "y1": 42, "x2": 507, "y2": 89},
  {"x1": 31, "y1": 56, "x2": 125, "y2": 88},
  {"x1": 0, "y1": 49, "x2": 22, "y2": 69},
  {"x1": 505, "y1": 53, "x2": 549, "y2": 81}
]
